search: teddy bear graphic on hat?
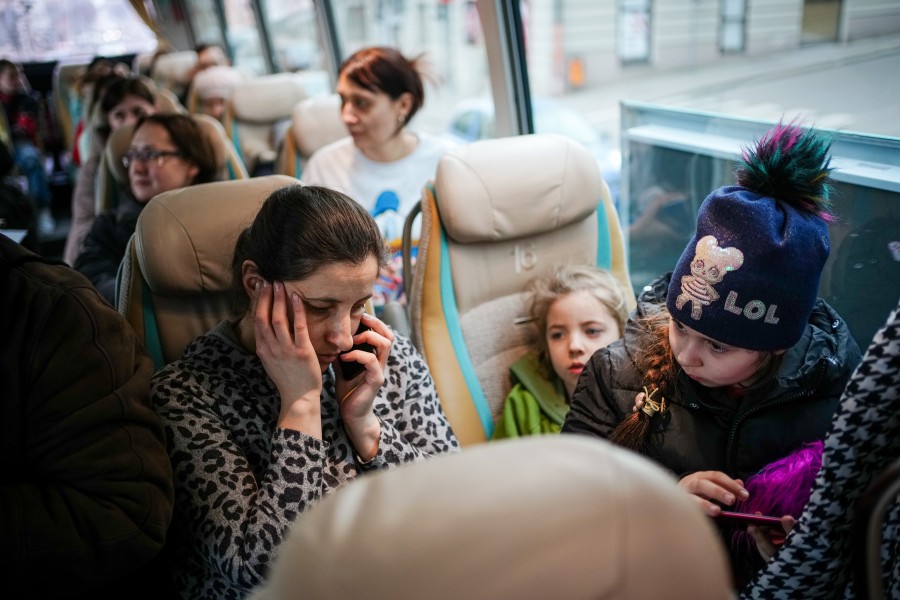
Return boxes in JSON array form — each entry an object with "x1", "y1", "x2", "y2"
[{"x1": 675, "y1": 235, "x2": 744, "y2": 320}]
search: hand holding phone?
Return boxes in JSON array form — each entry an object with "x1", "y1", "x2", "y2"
[
  {"x1": 715, "y1": 511, "x2": 787, "y2": 534},
  {"x1": 339, "y1": 322, "x2": 376, "y2": 380}
]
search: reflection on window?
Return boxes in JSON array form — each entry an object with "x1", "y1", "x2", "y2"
[
  {"x1": 328, "y1": 0, "x2": 492, "y2": 137},
  {"x1": 0, "y1": 0, "x2": 156, "y2": 61}
]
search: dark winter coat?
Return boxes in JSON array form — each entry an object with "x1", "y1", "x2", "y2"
[
  {"x1": 74, "y1": 192, "x2": 142, "y2": 306},
  {"x1": 0, "y1": 234, "x2": 174, "y2": 597},
  {"x1": 563, "y1": 274, "x2": 862, "y2": 481}
]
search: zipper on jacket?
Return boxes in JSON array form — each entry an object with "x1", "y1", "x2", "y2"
[{"x1": 724, "y1": 359, "x2": 829, "y2": 475}]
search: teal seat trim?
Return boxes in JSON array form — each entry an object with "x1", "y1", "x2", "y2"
[
  {"x1": 438, "y1": 224, "x2": 494, "y2": 438},
  {"x1": 230, "y1": 121, "x2": 246, "y2": 166},
  {"x1": 595, "y1": 204, "x2": 613, "y2": 269},
  {"x1": 141, "y1": 276, "x2": 165, "y2": 369},
  {"x1": 295, "y1": 154, "x2": 302, "y2": 179}
]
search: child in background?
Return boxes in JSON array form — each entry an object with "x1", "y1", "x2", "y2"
[{"x1": 493, "y1": 265, "x2": 629, "y2": 439}]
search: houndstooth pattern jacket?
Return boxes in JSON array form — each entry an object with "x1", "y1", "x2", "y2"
[{"x1": 742, "y1": 298, "x2": 900, "y2": 599}]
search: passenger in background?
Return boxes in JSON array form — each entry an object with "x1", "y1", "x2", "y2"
[
  {"x1": 0, "y1": 233, "x2": 173, "y2": 598},
  {"x1": 303, "y1": 46, "x2": 457, "y2": 223},
  {"x1": 69, "y1": 57, "x2": 130, "y2": 169},
  {"x1": 181, "y1": 42, "x2": 230, "y2": 106},
  {"x1": 0, "y1": 58, "x2": 53, "y2": 235},
  {"x1": 190, "y1": 64, "x2": 242, "y2": 122},
  {"x1": 493, "y1": 264, "x2": 628, "y2": 439},
  {"x1": 151, "y1": 185, "x2": 459, "y2": 599},
  {"x1": 64, "y1": 76, "x2": 158, "y2": 265},
  {"x1": 563, "y1": 123, "x2": 862, "y2": 587},
  {"x1": 75, "y1": 113, "x2": 216, "y2": 304},
  {"x1": 0, "y1": 139, "x2": 38, "y2": 251}
]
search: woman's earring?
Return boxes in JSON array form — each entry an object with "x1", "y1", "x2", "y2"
[{"x1": 398, "y1": 114, "x2": 406, "y2": 124}]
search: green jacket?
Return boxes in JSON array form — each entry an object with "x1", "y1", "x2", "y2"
[{"x1": 493, "y1": 351, "x2": 570, "y2": 439}]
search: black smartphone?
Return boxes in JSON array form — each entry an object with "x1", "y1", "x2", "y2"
[
  {"x1": 339, "y1": 322, "x2": 375, "y2": 380},
  {"x1": 715, "y1": 511, "x2": 786, "y2": 533}
]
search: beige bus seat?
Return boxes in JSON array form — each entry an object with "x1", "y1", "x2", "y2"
[
  {"x1": 96, "y1": 113, "x2": 248, "y2": 217},
  {"x1": 0, "y1": 105, "x2": 11, "y2": 154},
  {"x1": 132, "y1": 51, "x2": 154, "y2": 77},
  {"x1": 250, "y1": 436, "x2": 732, "y2": 600},
  {"x1": 223, "y1": 71, "x2": 326, "y2": 175},
  {"x1": 155, "y1": 85, "x2": 186, "y2": 114},
  {"x1": 277, "y1": 93, "x2": 346, "y2": 178},
  {"x1": 150, "y1": 50, "x2": 197, "y2": 100},
  {"x1": 407, "y1": 133, "x2": 635, "y2": 446},
  {"x1": 52, "y1": 59, "x2": 91, "y2": 152},
  {"x1": 118, "y1": 175, "x2": 297, "y2": 367}
]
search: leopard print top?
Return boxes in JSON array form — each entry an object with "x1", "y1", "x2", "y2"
[{"x1": 151, "y1": 321, "x2": 460, "y2": 599}]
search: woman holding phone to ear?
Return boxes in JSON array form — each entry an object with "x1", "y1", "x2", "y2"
[{"x1": 151, "y1": 184, "x2": 459, "y2": 600}]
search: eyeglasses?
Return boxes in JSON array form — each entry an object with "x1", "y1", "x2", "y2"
[{"x1": 122, "y1": 149, "x2": 184, "y2": 168}]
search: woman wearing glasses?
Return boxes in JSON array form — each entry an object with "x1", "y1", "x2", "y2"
[
  {"x1": 64, "y1": 75, "x2": 157, "y2": 266},
  {"x1": 75, "y1": 113, "x2": 217, "y2": 305}
]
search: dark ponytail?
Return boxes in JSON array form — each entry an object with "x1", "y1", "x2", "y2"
[{"x1": 229, "y1": 185, "x2": 389, "y2": 315}]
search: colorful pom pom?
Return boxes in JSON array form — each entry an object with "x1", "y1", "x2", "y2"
[{"x1": 736, "y1": 122, "x2": 835, "y2": 222}]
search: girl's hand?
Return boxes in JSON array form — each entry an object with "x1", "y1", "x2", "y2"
[
  {"x1": 678, "y1": 471, "x2": 750, "y2": 516},
  {"x1": 749, "y1": 515, "x2": 796, "y2": 563},
  {"x1": 253, "y1": 281, "x2": 323, "y2": 437},
  {"x1": 334, "y1": 313, "x2": 394, "y2": 460}
]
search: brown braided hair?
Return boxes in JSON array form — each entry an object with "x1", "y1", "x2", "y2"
[
  {"x1": 609, "y1": 308, "x2": 785, "y2": 452},
  {"x1": 609, "y1": 310, "x2": 676, "y2": 452}
]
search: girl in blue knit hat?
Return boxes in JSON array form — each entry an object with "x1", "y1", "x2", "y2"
[{"x1": 563, "y1": 123, "x2": 862, "y2": 579}]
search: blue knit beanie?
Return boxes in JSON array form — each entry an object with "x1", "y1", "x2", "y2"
[{"x1": 666, "y1": 124, "x2": 835, "y2": 351}]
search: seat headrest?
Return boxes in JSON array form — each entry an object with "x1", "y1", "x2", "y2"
[
  {"x1": 231, "y1": 73, "x2": 316, "y2": 122},
  {"x1": 104, "y1": 114, "x2": 231, "y2": 185},
  {"x1": 151, "y1": 50, "x2": 198, "y2": 87},
  {"x1": 105, "y1": 122, "x2": 135, "y2": 185},
  {"x1": 135, "y1": 175, "x2": 298, "y2": 296},
  {"x1": 250, "y1": 436, "x2": 732, "y2": 600},
  {"x1": 290, "y1": 94, "x2": 346, "y2": 158},
  {"x1": 435, "y1": 133, "x2": 602, "y2": 244},
  {"x1": 155, "y1": 87, "x2": 185, "y2": 114}
]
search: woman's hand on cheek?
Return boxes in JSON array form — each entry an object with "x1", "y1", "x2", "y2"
[
  {"x1": 678, "y1": 471, "x2": 749, "y2": 516},
  {"x1": 253, "y1": 281, "x2": 323, "y2": 437},
  {"x1": 336, "y1": 313, "x2": 395, "y2": 460}
]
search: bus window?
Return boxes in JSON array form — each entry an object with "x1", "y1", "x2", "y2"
[
  {"x1": 328, "y1": 0, "x2": 493, "y2": 138},
  {"x1": 222, "y1": 0, "x2": 268, "y2": 75},
  {"x1": 185, "y1": 1, "x2": 227, "y2": 52},
  {"x1": 264, "y1": 0, "x2": 324, "y2": 73}
]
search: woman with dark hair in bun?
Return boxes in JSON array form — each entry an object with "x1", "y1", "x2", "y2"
[{"x1": 151, "y1": 184, "x2": 459, "y2": 599}]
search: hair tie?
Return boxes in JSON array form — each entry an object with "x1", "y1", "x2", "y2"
[{"x1": 637, "y1": 386, "x2": 666, "y2": 418}]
